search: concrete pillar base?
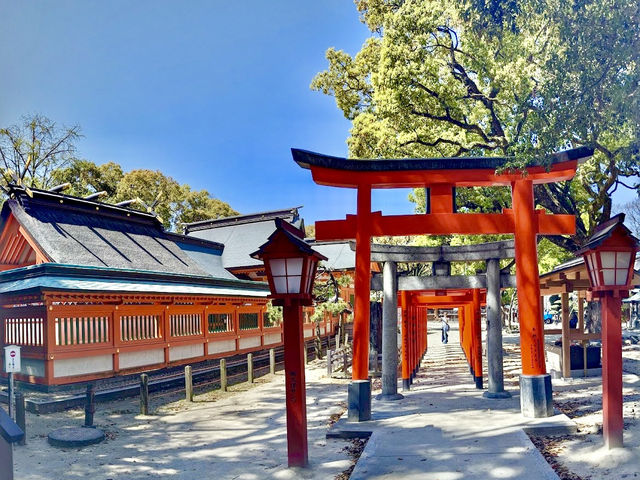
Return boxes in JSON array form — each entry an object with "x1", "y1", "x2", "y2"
[
  {"x1": 375, "y1": 393, "x2": 404, "y2": 401},
  {"x1": 520, "y1": 374, "x2": 553, "y2": 418},
  {"x1": 402, "y1": 379, "x2": 410, "y2": 391},
  {"x1": 348, "y1": 380, "x2": 371, "y2": 422},
  {"x1": 483, "y1": 390, "x2": 512, "y2": 399},
  {"x1": 474, "y1": 376, "x2": 483, "y2": 389}
]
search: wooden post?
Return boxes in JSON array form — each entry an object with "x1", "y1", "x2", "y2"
[
  {"x1": 7, "y1": 372, "x2": 14, "y2": 419},
  {"x1": 303, "y1": 343, "x2": 308, "y2": 366},
  {"x1": 269, "y1": 348, "x2": 276, "y2": 375},
  {"x1": 400, "y1": 291, "x2": 410, "y2": 390},
  {"x1": 139, "y1": 374, "x2": 149, "y2": 415},
  {"x1": 327, "y1": 349, "x2": 333, "y2": 376},
  {"x1": 247, "y1": 353, "x2": 254, "y2": 383},
  {"x1": 472, "y1": 289, "x2": 483, "y2": 389},
  {"x1": 579, "y1": 296, "x2": 587, "y2": 378},
  {"x1": 84, "y1": 384, "x2": 96, "y2": 426},
  {"x1": 185, "y1": 366, "x2": 193, "y2": 402},
  {"x1": 15, "y1": 392, "x2": 25, "y2": 446},
  {"x1": 220, "y1": 358, "x2": 228, "y2": 392},
  {"x1": 602, "y1": 293, "x2": 624, "y2": 448},
  {"x1": 282, "y1": 303, "x2": 309, "y2": 467},
  {"x1": 561, "y1": 292, "x2": 571, "y2": 378},
  {"x1": 512, "y1": 179, "x2": 546, "y2": 376},
  {"x1": 352, "y1": 183, "x2": 372, "y2": 381},
  {"x1": 343, "y1": 348, "x2": 348, "y2": 376}
]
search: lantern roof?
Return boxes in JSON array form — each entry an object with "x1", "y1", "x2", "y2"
[
  {"x1": 576, "y1": 213, "x2": 640, "y2": 255},
  {"x1": 251, "y1": 218, "x2": 327, "y2": 261}
]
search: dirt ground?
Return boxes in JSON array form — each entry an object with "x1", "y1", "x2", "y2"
[
  {"x1": 9, "y1": 336, "x2": 640, "y2": 480},
  {"x1": 501, "y1": 338, "x2": 640, "y2": 480},
  {"x1": 12, "y1": 360, "x2": 358, "y2": 480}
]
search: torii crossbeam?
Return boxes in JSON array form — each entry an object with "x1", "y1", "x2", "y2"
[{"x1": 293, "y1": 146, "x2": 593, "y2": 420}]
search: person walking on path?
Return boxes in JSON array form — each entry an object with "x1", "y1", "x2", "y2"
[{"x1": 441, "y1": 315, "x2": 450, "y2": 344}]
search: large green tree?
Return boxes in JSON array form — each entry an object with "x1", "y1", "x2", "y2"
[
  {"x1": 51, "y1": 160, "x2": 237, "y2": 232},
  {"x1": 312, "y1": 0, "x2": 640, "y2": 252}
]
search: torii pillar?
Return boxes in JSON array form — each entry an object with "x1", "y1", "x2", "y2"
[
  {"x1": 513, "y1": 179, "x2": 552, "y2": 417},
  {"x1": 348, "y1": 185, "x2": 372, "y2": 421},
  {"x1": 484, "y1": 258, "x2": 511, "y2": 398},
  {"x1": 378, "y1": 260, "x2": 403, "y2": 400}
]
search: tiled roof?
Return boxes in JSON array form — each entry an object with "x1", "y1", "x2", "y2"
[
  {"x1": 186, "y1": 207, "x2": 303, "y2": 270},
  {"x1": 2, "y1": 185, "x2": 233, "y2": 279}
]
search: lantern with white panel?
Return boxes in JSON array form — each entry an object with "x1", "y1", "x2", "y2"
[
  {"x1": 251, "y1": 218, "x2": 326, "y2": 468},
  {"x1": 577, "y1": 213, "x2": 639, "y2": 449}
]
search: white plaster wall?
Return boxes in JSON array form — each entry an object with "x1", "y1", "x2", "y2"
[
  {"x1": 21, "y1": 358, "x2": 45, "y2": 378},
  {"x1": 119, "y1": 349, "x2": 164, "y2": 370},
  {"x1": 238, "y1": 336, "x2": 261, "y2": 350},
  {"x1": 169, "y1": 343, "x2": 204, "y2": 362},
  {"x1": 304, "y1": 328, "x2": 313, "y2": 338},
  {"x1": 208, "y1": 339, "x2": 236, "y2": 354},
  {"x1": 262, "y1": 333, "x2": 281, "y2": 346},
  {"x1": 54, "y1": 354, "x2": 112, "y2": 378},
  {"x1": 546, "y1": 350, "x2": 561, "y2": 372}
]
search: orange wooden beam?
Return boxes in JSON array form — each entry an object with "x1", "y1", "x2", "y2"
[
  {"x1": 309, "y1": 160, "x2": 579, "y2": 189},
  {"x1": 315, "y1": 210, "x2": 575, "y2": 241}
]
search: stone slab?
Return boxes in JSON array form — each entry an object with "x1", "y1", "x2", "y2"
[{"x1": 47, "y1": 427, "x2": 105, "y2": 448}]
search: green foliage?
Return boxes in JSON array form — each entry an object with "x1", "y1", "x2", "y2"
[
  {"x1": 43, "y1": 158, "x2": 237, "y2": 232},
  {"x1": 310, "y1": 299, "x2": 351, "y2": 323},
  {"x1": 264, "y1": 301, "x2": 283, "y2": 327},
  {"x1": 0, "y1": 114, "x2": 81, "y2": 191},
  {"x1": 175, "y1": 185, "x2": 238, "y2": 226},
  {"x1": 311, "y1": 271, "x2": 353, "y2": 323},
  {"x1": 313, "y1": 0, "x2": 640, "y2": 252},
  {"x1": 51, "y1": 160, "x2": 123, "y2": 199}
]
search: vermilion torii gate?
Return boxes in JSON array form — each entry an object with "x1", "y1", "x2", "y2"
[{"x1": 293, "y1": 146, "x2": 594, "y2": 420}]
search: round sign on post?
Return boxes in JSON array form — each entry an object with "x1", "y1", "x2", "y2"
[{"x1": 4, "y1": 345, "x2": 21, "y2": 373}]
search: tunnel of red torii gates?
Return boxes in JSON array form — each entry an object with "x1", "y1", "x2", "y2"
[
  {"x1": 364, "y1": 240, "x2": 516, "y2": 399},
  {"x1": 292, "y1": 145, "x2": 594, "y2": 421}
]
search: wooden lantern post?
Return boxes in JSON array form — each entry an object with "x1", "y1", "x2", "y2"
[
  {"x1": 577, "y1": 214, "x2": 639, "y2": 449},
  {"x1": 251, "y1": 218, "x2": 326, "y2": 467}
]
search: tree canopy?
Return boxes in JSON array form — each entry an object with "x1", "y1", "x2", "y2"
[
  {"x1": 312, "y1": 0, "x2": 640, "y2": 252},
  {"x1": 0, "y1": 114, "x2": 80, "y2": 192},
  {"x1": 53, "y1": 161, "x2": 238, "y2": 231},
  {"x1": 3, "y1": 114, "x2": 237, "y2": 232}
]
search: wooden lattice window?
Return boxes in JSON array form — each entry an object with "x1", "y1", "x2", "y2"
[
  {"x1": 170, "y1": 313, "x2": 202, "y2": 337},
  {"x1": 207, "y1": 313, "x2": 232, "y2": 333},
  {"x1": 120, "y1": 315, "x2": 161, "y2": 341},
  {"x1": 55, "y1": 316, "x2": 110, "y2": 346},
  {"x1": 4, "y1": 316, "x2": 44, "y2": 346},
  {"x1": 238, "y1": 312, "x2": 259, "y2": 331}
]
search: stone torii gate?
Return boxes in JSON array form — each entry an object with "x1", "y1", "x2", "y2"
[
  {"x1": 293, "y1": 146, "x2": 593, "y2": 420},
  {"x1": 367, "y1": 241, "x2": 516, "y2": 400}
]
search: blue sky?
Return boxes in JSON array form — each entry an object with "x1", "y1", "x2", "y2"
[
  {"x1": 0, "y1": 1, "x2": 633, "y2": 226},
  {"x1": 0, "y1": 1, "x2": 415, "y2": 224}
]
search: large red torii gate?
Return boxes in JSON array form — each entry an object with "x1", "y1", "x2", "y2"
[{"x1": 293, "y1": 146, "x2": 593, "y2": 419}]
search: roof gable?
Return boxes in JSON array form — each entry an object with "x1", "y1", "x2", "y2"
[
  {"x1": 186, "y1": 207, "x2": 304, "y2": 270},
  {"x1": 1, "y1": 185, "x2": 227, "y2": 277}
]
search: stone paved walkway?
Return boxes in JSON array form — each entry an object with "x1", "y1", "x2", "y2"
[{"x1": 338, "y1": 322, "x2": 571, "y2": 479}]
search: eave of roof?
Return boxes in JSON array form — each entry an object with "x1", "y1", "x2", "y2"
[
  {"x1": 0, "y1": 263, "x2": 269, "y2": 294},
  {"x1": 540, "y1": 256, "x2": 584, "y2": 279},
  {"x1": 292, "y1": 146, "x2": 594, "y2": 172},
  {"x1": 8, "y1": 184, "x2": 160, "y2": 226},
  {"x1": 164, "y1": 231, "x2": 224, "y2": 251},
  {"x1": 184, "y1": 206, "x2": 302, "y2": 232}
]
